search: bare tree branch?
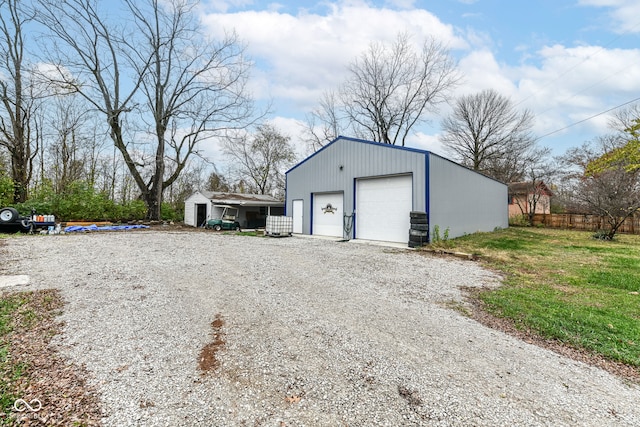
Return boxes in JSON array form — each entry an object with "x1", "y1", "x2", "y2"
[
  {"x1": 35, "y1": 0, "x2": 256, "y2": 219},
  {"x1": 441, "y1": 89, "x2": 538, "y2": 182}
]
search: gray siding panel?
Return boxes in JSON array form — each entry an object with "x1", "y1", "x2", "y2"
[
  {"x1": 286, "y1": 137, "x2": 427, "y2": 237},
  {"x1": 428, "y1": 154, "x2": 508, "y2": 239}
]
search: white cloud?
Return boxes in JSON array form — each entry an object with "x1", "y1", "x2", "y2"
[
  {"x1": 578, "y1": 0, "x2": 640, "y2": 33},
  {"x1": 200, "y1": 2, "x2": 640, "y2": 157},
  {"x1": 513, "y1": 44, "x2": 640, "y2": 137},
  {"x1": 201, "y1": 3, "x2": 466, "y2": 110},
  {"x1": 406, "y1": 132, "x2": 448, "y2": 156},
  {"x1": 456, "y1": 50, "x2": 519, "y2": 97}
]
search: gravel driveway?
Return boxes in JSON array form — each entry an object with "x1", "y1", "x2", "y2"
[{"x1": 3, "y1": 229, "x2": 640, "y2": 426}]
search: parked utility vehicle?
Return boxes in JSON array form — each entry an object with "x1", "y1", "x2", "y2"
[
  {"x1": 206, "y1": 205, "x2": 241, "y2": 231},
  {"x1": 0, "y1": 207, "x2": 32, "y2": 233}
]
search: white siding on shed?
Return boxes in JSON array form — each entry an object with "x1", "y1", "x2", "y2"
[{"x1": 183, "y1": 192, "x2": 211, "y2": 227}]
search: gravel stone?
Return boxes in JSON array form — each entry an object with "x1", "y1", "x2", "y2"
[{"x1": 3, "y1": 230, "x2": 640, "y2": 426}]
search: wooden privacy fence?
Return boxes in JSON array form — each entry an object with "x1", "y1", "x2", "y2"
[{"x1": 530, "y1": 213, "x2": 640, "y2": 235}]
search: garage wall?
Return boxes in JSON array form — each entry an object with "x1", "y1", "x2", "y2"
[
  {"x1": 428, "y1": 153, "x2": 508, "y2": 239},
  {"x1": 286, "y1": 137, "x2": 427, "y2": 238}
]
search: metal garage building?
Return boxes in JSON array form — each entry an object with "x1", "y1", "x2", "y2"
[{"x1": 285, "y1": 136, "x2": 508, "y2": 244}]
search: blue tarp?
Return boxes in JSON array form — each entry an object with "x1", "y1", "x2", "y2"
[{"x1": 64, "y1": 224, "x2": 150, "y2": 233}]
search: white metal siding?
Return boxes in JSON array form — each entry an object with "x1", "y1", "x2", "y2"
[
  {"x1": 356, "y1": 175, "x2": 412, "y2": 243},
  {"x1": 428, "y1": 154, "x2": 508, "y2": 239},
  {"x1": 285, "y1": 137, "x2": 427, "y2": 236},
  {"x1": 312, "y1": 193, "x2": 344, "y2": 237}
]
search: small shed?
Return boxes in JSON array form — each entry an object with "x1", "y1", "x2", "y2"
[
  {"x1": 285, "y1": 136, "x2": 508, "y2": 243},
  {"x1": 184, "y1": 191, "x2": 284, "y2": 228}
]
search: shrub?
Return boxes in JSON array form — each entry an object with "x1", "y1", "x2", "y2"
[
  {"x1": 0, "y1": 176, "x2": 13, "y2": 207},
  {"x1": 593, "y1": 229, "x2": 614, "y2": 240}
]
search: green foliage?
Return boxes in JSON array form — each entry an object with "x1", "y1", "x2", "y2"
[
  {"x1": 447, "y1": 227, "x2": 640, "y2": 366},
  {"x1": 14, "y1": 180, "x2": 150, "y2": 222},
  {"x1": 160, "y1": 202, "x2": 182, "y2": 222},
  {"x1": 432, "y1": 225, "x2": 440, "y2": 242},
  {"x1": 431, "y1": 225, "x2": 450, "y2": 243},
  {"x1": 0, "y1": 176, "x2": 13, "y2": 207},
  {"x1": 592, "y1": 229, "x2": 613, "y2": 240},
  {"x1": 586, "y1": 119, "x2": 640, "y2": 175}
]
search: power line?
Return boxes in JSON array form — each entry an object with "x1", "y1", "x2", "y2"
[
  {"x1": 538, "y1": 95, "x2": 640, "y2": 140},
  {"x1": 514, "y1": 19, "x2": 640, "y2": 110}
]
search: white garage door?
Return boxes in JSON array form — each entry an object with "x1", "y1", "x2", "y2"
[
  {"x1": 312, "y1": 192, "x2": 344, "y2": 237},
  {"x1": 356, "y1": 175, "x2": 413, "y2": 243},
  {"x1": 292, "y1": 199, "x2": 303, "y2": 234}
]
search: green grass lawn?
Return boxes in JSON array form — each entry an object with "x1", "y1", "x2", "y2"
[
  {"x1": 0, "y1": 293, "x2": 30, "y2": 423},
  {"x1": 436, "y1": 227, "x2": 640, "y2": 367}
]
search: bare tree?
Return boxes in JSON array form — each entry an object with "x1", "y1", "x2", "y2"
[
  {"x1": 40, "y1": 96, "x2": 95, "y2": 193},
  {"x1": 609, "y1": 103, "x2": 640, "y2": 135},
  {"x1": 303, "y1": 32, "x2": 458, "y2": 148},
  {"x1": 441, "y1": 89, "x2": 538, "y2": 182},
  {"x1": 561, "y1": 137, "x2": 640, "y2": 240},
  {"x1": 0, "y1": 0, "x2": 39, "y2": 202},
  {"x1": 302, "y1": 90, "x2": 344, "y2": 153},
  {"x1": 36, "y1": 0, "x2": 254, "y2": 219},
  {"x1": 223, "y1": 123, "x2": 296, "y2": 197},
  {"x1": 577, "y1": 168, "x2": 640, "y2": 239},
  {"x1": 510, "y1": 152, "x2": 556, "y2": 226},
  {"x1": 205, "y1": 170, "x2": 231, "y2": 192}
]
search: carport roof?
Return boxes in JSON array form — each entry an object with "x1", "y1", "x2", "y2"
[{"x1": 199, "y1": 191, "x2": 284, "y2": 207}]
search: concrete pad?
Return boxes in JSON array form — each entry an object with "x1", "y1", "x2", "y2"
[{"x1": 0, "y1": 275, "x2": 29, "y2": 288}]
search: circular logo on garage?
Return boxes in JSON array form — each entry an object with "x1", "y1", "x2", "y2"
[{"x1": 322, "y1": 203, "x2": 337, "y2": 214}]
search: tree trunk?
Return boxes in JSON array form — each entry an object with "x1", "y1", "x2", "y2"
[{"x1": 11, "y1": 148, "x2": 27, "y2": 203}]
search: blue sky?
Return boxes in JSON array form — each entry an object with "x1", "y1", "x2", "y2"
[{"x1": 198, "y1": 0, "x2": 640, "y2": 161}]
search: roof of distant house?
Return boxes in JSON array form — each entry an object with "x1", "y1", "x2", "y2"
[{"x1": 508, "y1": 181, "x2": 554, "y2": 197}]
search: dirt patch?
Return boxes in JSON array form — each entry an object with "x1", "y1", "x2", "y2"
[
  {"x1": 198, "y1": 313, "x2": 226, "y2": 374},
  {"x1": 2, "y1": 289, "x2": 102, "y2": 426},
  {"x1": 464, "y1": 287, "x2": 640, "y2": 385}
]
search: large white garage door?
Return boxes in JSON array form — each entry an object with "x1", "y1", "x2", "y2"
[
  {"x1": 356, "y1": 175, "x2": 413, "y2": 243},
  {"x1": 312, "y1": 192, "x2": 344, "y2": 237}
]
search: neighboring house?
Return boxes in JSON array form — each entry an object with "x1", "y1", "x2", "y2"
[
  {"x1": 508, "y1": 181, "x2": 553, "y2": 218},
  {"x1": 184, "y1": 191, "x2": 284, "y2": 228},
  {"x1": 285, "y1": 136, "x2": 508, "y2": 244}
]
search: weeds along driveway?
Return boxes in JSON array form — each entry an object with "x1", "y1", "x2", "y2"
[{"x1": 4, "y1": 230, "x2": 640, "y2": 426}]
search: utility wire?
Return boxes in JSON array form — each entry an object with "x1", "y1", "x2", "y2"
[
  {"x1": 514, "y1": 19, "x2": 640, "y2": 110},
  {"x1": 537, "y1": 95, "x2": 640, "y2": 140}
]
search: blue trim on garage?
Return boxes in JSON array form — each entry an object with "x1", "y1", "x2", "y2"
[
  {"x1": 352, "y1": 178, "x2": 357, "y2": 239},
  {"x1": 286, "y1": 135, "x2": 432, "y2": 175},
  {"x1": 425, "y1": 153, "x2": 430, "y2": 242},
  {"x1": 284, "y1": 174, "x2": 288, "y2": 216},
  {"x1": 309, "y1": 193, "x2": 314, "y2": 235}
]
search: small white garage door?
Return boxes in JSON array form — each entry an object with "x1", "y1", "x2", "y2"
[
  {"x1": 356, "y1": 175, "x2": 413, "y2": 243},
  {"x1": 292, "y1": 199, "x2": 303, "y2": 234},
  {"x1": 312, "y1": 192, "x2": 344, "y2": 237}
]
